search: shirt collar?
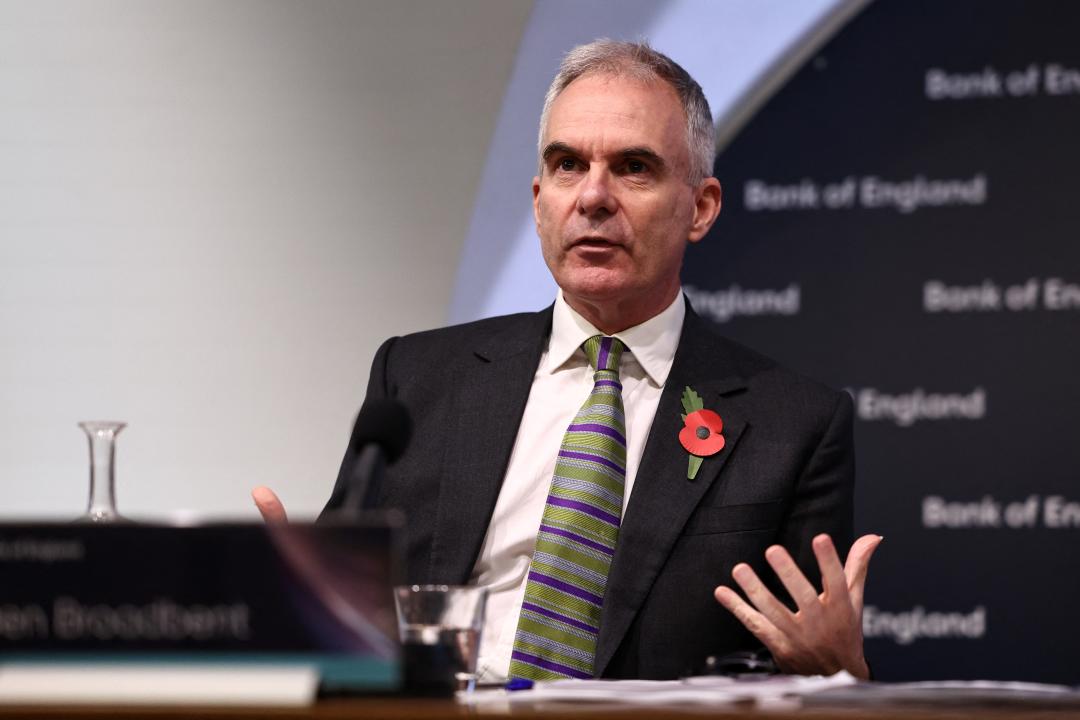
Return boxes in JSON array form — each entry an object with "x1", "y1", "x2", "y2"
[{"x1": 544, "y1": 290, "x2": 685, "y2": 387}]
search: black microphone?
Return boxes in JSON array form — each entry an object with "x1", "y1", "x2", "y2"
[{"x1": 337, "y1": 398, "x2": 411, "y2": 521}]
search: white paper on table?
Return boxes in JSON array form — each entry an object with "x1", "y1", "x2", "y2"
[
  {"x1": 0, "y1": 664, "x2": 320, "y2": 707},
  {"x1": 461, "y1": 671, "x2": 857, "y2": 707},
  {"x1": 804, "y1": 678, "x2": 1080, "y2": 708},
  {"x1": 888, "y1": 680, "x2": 1074, "y2": 694}
]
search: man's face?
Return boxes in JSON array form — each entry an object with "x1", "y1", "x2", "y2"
[{"x1": 533, "y1": 73, "x2": 718, "y2": 327}]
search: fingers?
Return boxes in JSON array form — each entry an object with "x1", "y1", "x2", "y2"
[
  {"x1": 764, "y1": 545, "x2": 819, "y2": 612},
  {"x1": 714, "y1": 584, "x2": 784, "y2": 652},
  {"x1": 812, "y1": 534, "x2": 849, "y2": 604},
  {"x1": 715, "y1": 534, "x2": 882, "y2": 679},
  {"x1": 844, "y1": 534, "x2": 883, "y2": 613},
  {"x1": 252, "y1": 486, "x2": 288, "y2": 523},
  {"x1": 731, "y1": 562, "x2": 800, "y2": 628}
]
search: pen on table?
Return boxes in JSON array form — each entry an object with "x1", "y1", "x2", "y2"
[{"x1": 505, "y1": 678, "x2": 534, "y2": 691}]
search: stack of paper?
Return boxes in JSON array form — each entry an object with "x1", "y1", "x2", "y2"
[{"x1": 463, "y1": 671, "x2": 857, "y2": 709}]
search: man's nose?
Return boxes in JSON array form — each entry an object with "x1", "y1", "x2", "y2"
[{"x1": 576, "y1": 166, "x2": 618, "y2": 217}]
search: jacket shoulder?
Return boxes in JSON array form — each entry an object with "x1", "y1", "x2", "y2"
[
  {"x1": 373, "y1": 308, "x2": 552, "y2": 382},
  {"x1": 395, "y1": 310, "x2": 547, "y2": 349},
  {"x1": 685, "y1": 310, "x2": 849, "y2": 417}
]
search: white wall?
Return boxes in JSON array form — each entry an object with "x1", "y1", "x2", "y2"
[{"x1": 0, "y1": 0, "x2": 532, "y2": 520}]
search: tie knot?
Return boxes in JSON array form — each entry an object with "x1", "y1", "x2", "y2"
[{"x1": 583, "y1": 335, "x2": 624, "y2": 373}]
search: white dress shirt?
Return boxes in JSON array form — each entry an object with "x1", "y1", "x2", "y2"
[{"x1": 469, "y1": 290, "x2": 685, "y2": 682}]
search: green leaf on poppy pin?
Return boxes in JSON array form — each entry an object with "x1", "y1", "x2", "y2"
[
  {"x1": 688, "y1": 455, "x2": 704, "y2": 480},
  {"x1": 681, "y1": 386, "x2": 704, "y2": 417}
]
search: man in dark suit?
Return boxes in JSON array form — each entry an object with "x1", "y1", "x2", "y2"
[{"x1": 255, "y1": 39, "x2": 879, "y2": 682}]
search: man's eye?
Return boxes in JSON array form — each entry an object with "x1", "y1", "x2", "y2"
[
  {"x1": 558, "y1": 158, "x2": 577, "y2": 171},
  {"x1": 626, "y1": 159, "x2": 647, "y2": 173}
]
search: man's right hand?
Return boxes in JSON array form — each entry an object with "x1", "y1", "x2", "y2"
[{"x1": 252, "y1": 486, "x2": 288, "y2": 523}]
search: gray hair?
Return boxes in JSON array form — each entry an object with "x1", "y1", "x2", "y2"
[{"x1": 538, "y1": 39, "x2": 715, "y2": 185}]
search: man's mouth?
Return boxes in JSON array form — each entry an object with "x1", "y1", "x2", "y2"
[{"x1": 570, "y1": 236, "x2": 620, "y2": 249}]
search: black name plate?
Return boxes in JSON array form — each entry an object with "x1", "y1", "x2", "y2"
[{"x1": 0, "y1": 519, "x2": 402, "y2": 691}]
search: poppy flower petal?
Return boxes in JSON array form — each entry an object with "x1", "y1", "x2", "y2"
[{"x1": 685, "y1": 408, "x2": 722, "y2": 433}]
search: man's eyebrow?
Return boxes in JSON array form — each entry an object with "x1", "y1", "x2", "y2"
[
  {"x1": 541, "y1": 141, "x2": 577, "y2": 162},
  {"x1": 619, "y1": 146, "x2": 667, "y2": 171}
]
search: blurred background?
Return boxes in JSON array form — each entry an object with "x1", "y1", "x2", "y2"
[{"x1": 1, "y1": 0, "x2": 846, "y2": 520}]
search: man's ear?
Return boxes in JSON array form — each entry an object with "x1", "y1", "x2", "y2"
[
  {"x1": 532, "y1": 175, "x2": 542, "y2": 229},
  {"x1": 688, "y1": 178, "x2": 722, "y2": 243}
]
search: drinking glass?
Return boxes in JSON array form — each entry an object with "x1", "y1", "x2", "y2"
[
  {"x1": 394, "y1": 584, "x2": 487, "y2": 695},
  {"x1": 76, "y1": 421, "x2": 128, "y2": 523}
]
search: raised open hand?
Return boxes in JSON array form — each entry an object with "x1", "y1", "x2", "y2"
[{"x1": 713, "y1": 533, "x2": 882, "y2": 679}]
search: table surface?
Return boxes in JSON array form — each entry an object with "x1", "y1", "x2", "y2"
[{"x1": 2, "y1": 696, "x2": 1078, "y2": 720}]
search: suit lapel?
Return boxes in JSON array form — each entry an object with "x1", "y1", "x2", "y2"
[
  {"x1": 427, "y1": 309, "x2": 552, "y2": 584},
  {"x1": 595, "y1": 305, "x2": 749, "y2": 675}
]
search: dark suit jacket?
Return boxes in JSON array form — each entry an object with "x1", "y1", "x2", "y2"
[{"x1": 325, "y1": 300, "x2": 854, "y2": 680}]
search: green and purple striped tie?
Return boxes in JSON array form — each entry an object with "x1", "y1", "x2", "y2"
[{"x1": 510, "y1": 335, "x2": 626, "y2": 680}]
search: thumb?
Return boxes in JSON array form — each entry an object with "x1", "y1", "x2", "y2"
[
  {"x1": 252, "y1": 486, "x2": 288, "y2": 524},
  {"x1": 844, "y1": 533, "x2": 883, "y2": 613}
]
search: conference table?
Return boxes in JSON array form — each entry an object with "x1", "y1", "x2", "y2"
[{"x1": 3, "y1": 694, "x2": 1078, "y2": 719}]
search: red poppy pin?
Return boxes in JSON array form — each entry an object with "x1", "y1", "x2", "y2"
[{"x1": 679, "y1": 386, "x2": 724, "y2": 480}]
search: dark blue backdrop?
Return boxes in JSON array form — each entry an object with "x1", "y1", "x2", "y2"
[{"x1": 683, "y1": 0, "x2": 1080, "y2": 683}]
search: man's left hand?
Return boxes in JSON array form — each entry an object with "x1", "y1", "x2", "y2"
[{"x1": 713, "y1": 533, "x2": 882, "y2": 680}]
